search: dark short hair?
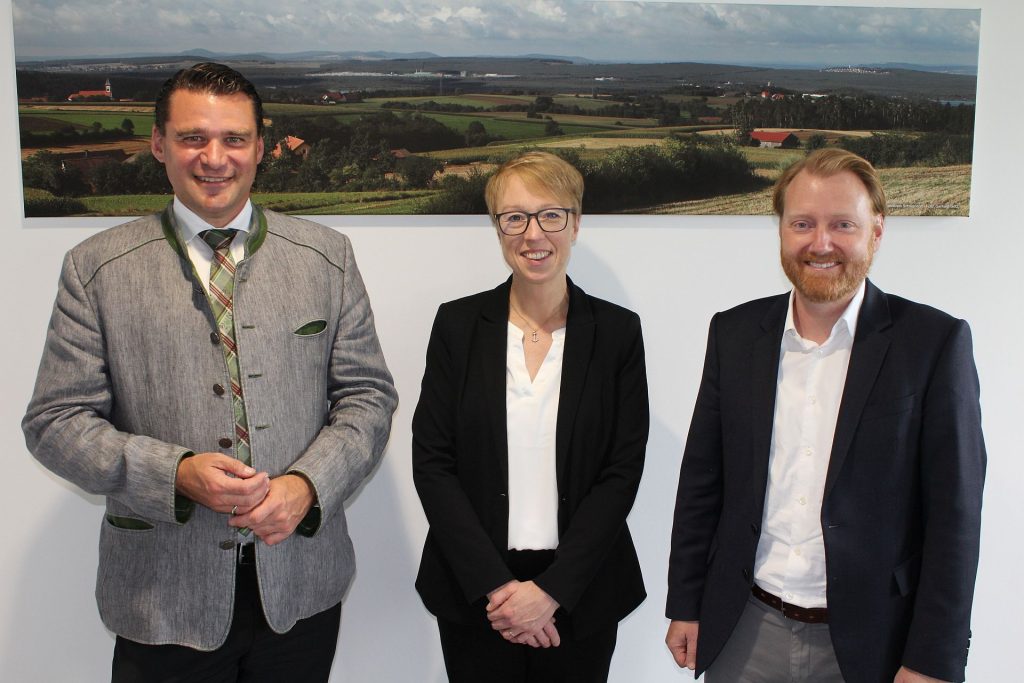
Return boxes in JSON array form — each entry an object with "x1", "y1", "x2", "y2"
[
  {"x1": 772, "y1": 148, "x2": 886, "y2": 217},
  {"x1": 153, "y1": 62, "x2": 264, "y2": 135}
]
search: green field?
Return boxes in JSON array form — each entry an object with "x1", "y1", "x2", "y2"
[
  {"x1": 75, "y1": 189, "x2": 438, "y2": 216},
  {"x1": 364, "y1": 95, "x2": 516, "y2": 109},
  {"x1": 316, "y1": 110, "x2": 615, "y2": 140},
  {"x1": 78, "y1": 194, "x2": 171, "y2": 215},
  {"x1": 324, "y1": 109, "x2": 614, "y2": 138},
  {"x1": 362, "y1": 93, "x2": 628, "y2": 113},
  {"x1": 255, "y1": 189, "x2": 435, "y2": 214},
  {"x1": 20, "y1": 110, "x2": 154, "y2": 133},
  {"x1": 738, "y1": 146, "x2": 806, "y2": 170},
  {"x1": 264, "y1": 103, "x2": 345, "y2": 115},
  {"x1": 417, "y1": 112, "x2": 606, "y2": 138}
]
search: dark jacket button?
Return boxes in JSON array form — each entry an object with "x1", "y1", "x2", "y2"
[
  {"x1": 210, "y1": 331, "x2": 220, "y2": 345},
  {"x1": 219, "y1": 540, "x2": 235, "y2": 550},
  {"x1": 213, "y1": 384, "x2": 225, "y2": 396},
  {"x1": 218, "y1": 437, "x2": 233, "y2": 448}
]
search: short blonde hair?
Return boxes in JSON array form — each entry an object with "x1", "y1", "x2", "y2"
[
  {"x1": 484, "y1": 151, "x2": 584, "y2": 222},
  {"x1": 773, "y1": 148, "x2": 886, "y2": 217}
]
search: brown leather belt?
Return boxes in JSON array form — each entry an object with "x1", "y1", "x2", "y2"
[{"x1": 752, "y1": 584, "x2": 828, "y2": 624}]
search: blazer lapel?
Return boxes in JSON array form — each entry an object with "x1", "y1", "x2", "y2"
[
  {"x1": 750, "y1": 295, "x2": 788, "y2": 510},
  {"x1": 556, "y1": 278, "x2": 595, "y2": 484},
  {"x1": 824, "y1": 280, "x2": 892, "y2": 498},
  {"x1": 479, "y1": 279, "x2": 513, "y2": 489}
]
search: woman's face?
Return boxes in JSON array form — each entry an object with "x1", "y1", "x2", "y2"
[{"x1": 495, "y1": 174, "x2": 579, "y2": 289}]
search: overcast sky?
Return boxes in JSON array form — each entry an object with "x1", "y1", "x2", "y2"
[{"x1": 13, "y1": 1, "x2": 981, "y2": 68}]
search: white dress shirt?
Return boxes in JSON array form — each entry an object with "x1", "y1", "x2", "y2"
[
  {"x1": 753, "y1": 281, "x2": 866, "y2": 608},
  {"x1": 173, "y1": 197, "x2": 252, "y2": 294},
  {"x1": 505, "y1": 323, "x2": 565, "y2": 551}
]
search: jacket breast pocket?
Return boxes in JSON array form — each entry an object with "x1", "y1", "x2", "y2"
[
  {"x1": 860, "y1": 394, "x2": 917, "y2": 422},
  {"x1": 293, "y1": 319, "x2": 328, "y2": 337}
]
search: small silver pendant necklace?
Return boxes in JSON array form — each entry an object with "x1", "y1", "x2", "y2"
[{"x1": 509, "y1": 296, "x2": 566, "y2": 343}]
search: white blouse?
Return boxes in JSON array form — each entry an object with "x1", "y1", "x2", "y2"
[{"x1": 505, "y1": 322, "x2": 565, "y2": 551}]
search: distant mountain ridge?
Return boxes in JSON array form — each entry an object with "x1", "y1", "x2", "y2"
[{"x1": 16, "y1": 49, "x2": 973, "y2": 75}]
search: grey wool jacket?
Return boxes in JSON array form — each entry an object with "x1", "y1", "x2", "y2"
[{"x1": 23, "y1": 206, "x2": 398, "y2": 650}]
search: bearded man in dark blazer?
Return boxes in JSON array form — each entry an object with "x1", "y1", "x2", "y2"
[
  {"x1": 665, "y1": 148, "x2": 985, "y2": 683},
  {"x1": 23, "y1": 63, "x2": 397, "y2": 682}
]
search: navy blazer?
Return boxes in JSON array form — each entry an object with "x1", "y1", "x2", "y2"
[
  {"x1": 413, "y1": 277, "x2": 648, "y2": 638},
  {"x1": 667, "y1": 280, "x2": 986, "y2": 683}
]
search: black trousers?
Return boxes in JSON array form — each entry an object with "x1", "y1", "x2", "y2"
[
  {"x1": 111, "y1": 553, "x2": 341, "y2": 683},
  {"x1": 437, "y1": 549, "x2": 619, "y2": 683}
]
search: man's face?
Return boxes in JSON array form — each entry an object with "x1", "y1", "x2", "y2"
[
  {"x1": 779, "y1": 169, "x2": 884, "y2": 305},
  {"x1": 151, "y1": 90, "x2": 264, "y2": 228}
]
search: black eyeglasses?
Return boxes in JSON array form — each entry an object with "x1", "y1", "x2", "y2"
[{"x1": 494, "y1": 208, "x2": 575, "y2": 235}]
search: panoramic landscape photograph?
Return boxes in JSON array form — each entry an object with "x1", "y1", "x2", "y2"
[{"x1": 14, "y1": 0, "x2": 981, "y2": 218}]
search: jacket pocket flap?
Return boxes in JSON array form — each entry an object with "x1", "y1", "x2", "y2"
[
  {"x1": 892, "y1": 553, "x2": 922, "y2": 597},
  {"x1": 294, "y1": 319, "x2": 328, "y2": 336},
  {"x1": 105, "y1": 514, "x2": 154, "y2": 531}
]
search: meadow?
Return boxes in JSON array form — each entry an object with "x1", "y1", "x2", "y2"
[
  {"x1": 647, "y1": 164, "x2": 970, "y2": 216},
  {"x1": 73, "y1": 189, "x2": 436, "y2": 216},
  {"x1": 29, "y1": 159, "x2": 969, "y2": 218},
  {"x1": 18, "y1": 96, "x2": 972, "y2": 217}
]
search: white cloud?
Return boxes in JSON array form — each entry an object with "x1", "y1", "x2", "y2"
[
  {"x1": 526, "y1": 0, "x2": 568, "y2": 23},
  {"x1": 12, "y1": 1, "x2": 981, "y2": 67}
]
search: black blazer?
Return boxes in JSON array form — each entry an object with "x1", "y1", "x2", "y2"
[
  {"x1": 413, "y1": 277, "x2": 648, "y2": 637},
  {"x1": 666, "y1": 280, "x2": 986, "y2": 683}
]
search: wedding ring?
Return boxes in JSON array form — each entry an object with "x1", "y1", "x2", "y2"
[{"x1": 231, "y1": 505, "x2": 238, "y2": 516}]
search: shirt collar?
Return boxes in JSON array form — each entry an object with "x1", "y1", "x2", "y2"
[
  {"x1": 173, "y1": 197, "x2": 252, "y2": 247},
  {"x1": 783, "y1": 280, "x2": 866, "y2": 350}
]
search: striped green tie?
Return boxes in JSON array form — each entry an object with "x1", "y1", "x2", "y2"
[{"x1": 201, "y1": 229, "x2": 251, "y2": 470}]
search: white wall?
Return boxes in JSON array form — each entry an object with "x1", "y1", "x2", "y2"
[{"x1": 2, "y1": 1, "x2": 1020, "y2": 680}]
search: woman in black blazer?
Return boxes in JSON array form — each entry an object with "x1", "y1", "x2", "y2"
[{"x1": 413, "y1": 152, "x2": 649, "y2": 682}]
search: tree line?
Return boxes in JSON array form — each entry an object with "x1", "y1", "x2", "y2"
[
  {"x1": 21, "y1": 117, "x2": 136, "y2": 148},
  {"x1": 423, "y1": 136, "x2": 766, "y2": 214},
  {"x1": 381, "y1": 94, "x2": 720, "y2": 126},
  {"x1": 836, "y1": 132, "x2": 973, "y2": 168},
  {"x1": 731, "y1": 94, "x2": 974, "y2": 135}
]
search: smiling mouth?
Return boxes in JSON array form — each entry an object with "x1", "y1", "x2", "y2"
[
  {"x1": 806, "y1": 260, "x2": 841, "y2": 270},
  {"x1": 196, "y1": 175, "x2": 232, "y2": 183},
  {"x1": 523, "y1": 250, "x2": 551, "y2": 261}
]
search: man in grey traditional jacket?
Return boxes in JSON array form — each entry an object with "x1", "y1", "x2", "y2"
[{"x1": 23, "y1": 63, "x2": 398, "y2": 682}]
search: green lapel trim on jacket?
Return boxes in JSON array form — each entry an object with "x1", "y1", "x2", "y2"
[
  {"x1": 159, "y1": 202, "x2": 268, "y2": 260},
  {"x1": 160, "y1": 202, "x2": 186, "y2": 258},
  {"x1": 246, "y1": 205, "x2": 268, "y2": 256}
]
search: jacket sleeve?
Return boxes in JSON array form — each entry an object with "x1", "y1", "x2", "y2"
[
  {"x1": 22, "y1": 250, "x2": 194, "y2": 524},
  {"x1": 412, "y1": 306, "x2": 516, "y2": 604},
  {"x1": 901, "y1": 319, "x2": 986, "y2": 682},
  {"x1": 533, "y1": 312, "x2": 649, "y2": 612},
  {"x1": 666, "y1": 314, "x2": 725, "y2": 621},
  {"x1": 285, "y1": 236, "x2": 398, "y2": 531}
]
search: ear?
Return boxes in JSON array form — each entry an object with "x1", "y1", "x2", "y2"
[
  {"x1": 872, "y1": 214, "x2": 885, "y2": 250},
  {"x1": 151, "y1": 125, "x2": 166, "y2": 163},
  {"x1": 255, "y1": 136, "x2": 265, "y2": 164},
  {"x1": 570, "y1": 212, "x2": 581, "y2": 244}
]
